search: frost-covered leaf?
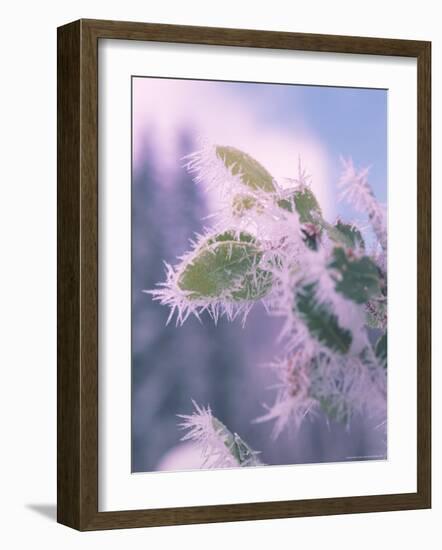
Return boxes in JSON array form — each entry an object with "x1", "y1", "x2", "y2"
[
  {"x1": 329, "y1": 247, "x2": 380, "y2": 304},
  {"x1": 324, "y1": 220, "x2": 365, "y2": 250},
  {"x1": 178, "y1": 231, "x2": 271, "y2": 301},
  {"x1": 309, "y1": 355, "x2": 371, "y2": 425},
  {"x1": 211, "y1": 417, "x2": 262, "y2": 467},
  {"x1": 231, "y1": 193, "x2": 262, "y2": 216},
  {"x1": 278, "y1": 187, "x2": 322, "y2": 224},
  {"x1": 179, "y1": 401, "x2": 262, "y2": 468},
  {"x1": 294, "y1": 188, "x2": 322, "y2": 223},
  {"x1": 231, "y1": 268, "x2": 273, "y2": 300},
  {"x1": 216, "y1": 146, "x2": 276, "y2": 193},
  {"x1": 295, "y1": 283, "x2": 353, "y2": 354}
]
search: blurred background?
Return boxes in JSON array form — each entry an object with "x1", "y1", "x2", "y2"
[{"x1": 131, "y1": 77, "x2": 387, "y2": 473}]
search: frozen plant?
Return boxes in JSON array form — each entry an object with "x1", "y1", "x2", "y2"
[{"x1": 148, "y1": 143, "x2": 388, "y2": 464}]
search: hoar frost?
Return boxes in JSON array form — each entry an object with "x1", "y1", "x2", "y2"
[
  {"x1": 148, "y1": 142, "x2": 388, "y2": 462},
  {"x1": 179, "y1": 401, "x2": 262, "y2": 468}
]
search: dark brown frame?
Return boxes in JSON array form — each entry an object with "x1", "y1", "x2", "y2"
[{"x1": 57, "y1": 18, "x2": 431, "y2": 531}]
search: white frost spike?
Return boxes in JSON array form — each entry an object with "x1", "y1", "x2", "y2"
[
  {"x1": 254, "y1": 352, "x2": 318, "y2": 439},
  {"x1": 311, "y1": 352, "x2": 386, "y2": 426},
  {"x1": 178, "y1": 401, "x2": 238, "y2": 468},
  {"x1": 178, "y1": 401, "x2": 261, "y2": 468},
  {"x1": 338, "y1": 157, "x2": 387, "y2": 252},
  {"x1": 277, "y1": 155, "x2": 312, "y2": 192},
  {"x1": 184, "y1": 142, "x2": 288, "y2": 242},
  {"x1": 183, "y1": 142, "x2": 245, "y2": 198}
]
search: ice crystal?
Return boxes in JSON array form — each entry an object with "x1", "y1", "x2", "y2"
[
  {"x1": 254, "y1": 352, "x2": 318, "y2": 438},
  {"x1": 338, "y1": 157, "x2": 387, "y2": 253},
  {"x1": 178, "y1": 401, "x2": 262, "y2": 468}
]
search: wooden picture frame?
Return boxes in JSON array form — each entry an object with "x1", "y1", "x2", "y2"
[{"x1": 57, "y1": 18, "x2": 431, "y2": 530}]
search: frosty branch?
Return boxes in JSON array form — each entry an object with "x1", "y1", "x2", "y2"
[{"x1": 147, "y1": 143, "x2": 388, "y2": 463}]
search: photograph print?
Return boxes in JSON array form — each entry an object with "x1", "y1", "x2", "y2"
[{"x1": 131, "y1": 76, "x2": 388, "y2": 473}]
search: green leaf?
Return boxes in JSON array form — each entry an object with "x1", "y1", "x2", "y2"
[
  {"x1": 216, "y1": 146, "x2": 276, "y2": 193},
  {"x1": 296, "y1": 283, "x2": 352, "y2": 354},
  {"x1": 277, "y1": 197, "x2": 295, "y2": 213},
  {"x1": 329, "y1": 247, "x2": 380, "y2": 304},
  {"x1": 212, "y1": 417, "x2": 262, "y2": 467},
  {"x1": 206, "y1": 230, "x2": 255, "y2": 245},
  {"x1": 231, "y1": 193, "x2": 263, "y2": 217},
  {"x1": 231, "y1": 269, "x2": 273, "y2": 300},
  {"x1": 375, "y1": 332, "x2": 387, "y2": 368},
  {"x1": 278, "y1": 187, "x2": 322, "y2": 223},
  {"x1": 324, "y1": 221, "x2": 365, "y2": 250},
  {"x1": 294, "y1": 188, "x2": 322, "y2": 223},
  {"x1": 178, "y1": 231, "x2": 271, "y2": 301}
]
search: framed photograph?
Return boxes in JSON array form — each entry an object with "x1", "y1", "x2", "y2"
[{"x1": 57, "y1": 19, "x2": 431, "y2": 530}]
